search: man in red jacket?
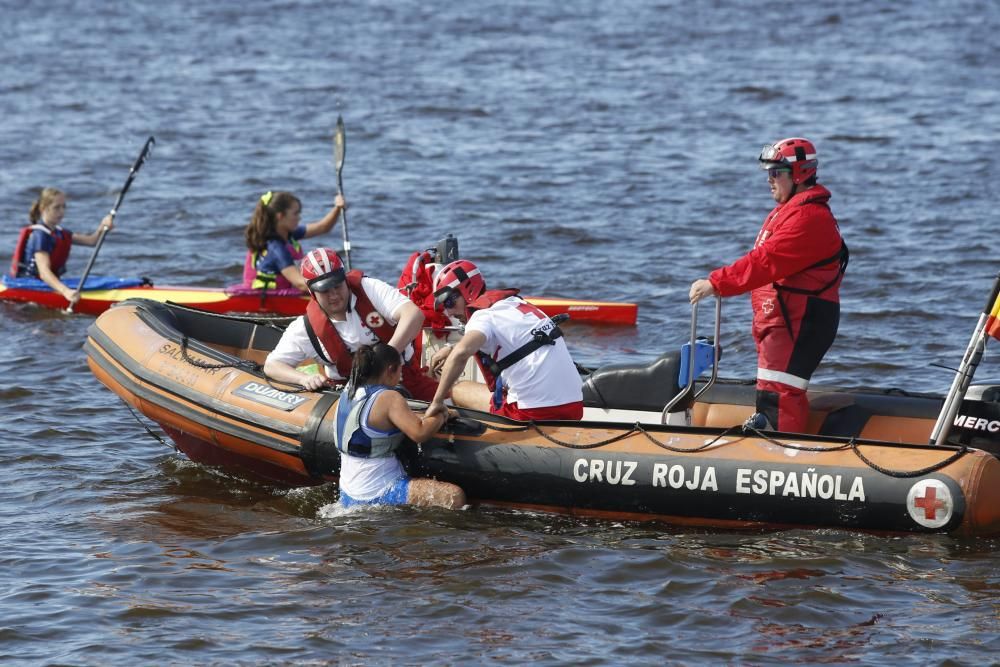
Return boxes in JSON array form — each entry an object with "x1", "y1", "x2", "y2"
[{"x1": 689, "y1": 138, "x2": 848, "y2": 433}]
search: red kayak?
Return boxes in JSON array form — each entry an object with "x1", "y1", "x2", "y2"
[{"x1": 0, "y1": 277, "x2": 638, "y2": 325}]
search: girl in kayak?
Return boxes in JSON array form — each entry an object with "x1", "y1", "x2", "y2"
[
  {"x1": 334, "y1": 342, "x2": 466, "y2": 510},
  {"x1": 242, "y1": 190, "x2": 346, "y2": 292},
  {"x1": 10, "y1": 188, "x2": 113, "y2": 306}
]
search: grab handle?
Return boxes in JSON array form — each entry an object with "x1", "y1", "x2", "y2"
[{"x1": 660, "y1": 296, "x2": 722, "y2": 423}]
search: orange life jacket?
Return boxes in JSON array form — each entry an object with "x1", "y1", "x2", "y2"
[{"x1": 303, "y1": 270, "x2": 400, "y2": 378}]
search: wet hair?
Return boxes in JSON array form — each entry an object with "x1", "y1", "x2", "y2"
[
  {"x1": 29, "y1": 187, "x2": 65, "y2": 224},
  {"x1": 244, "y1": 191, "x2": 301, "y2": 252},
  {"x1": 348, "y1": 343, "x2": 402, "y2": 398}
]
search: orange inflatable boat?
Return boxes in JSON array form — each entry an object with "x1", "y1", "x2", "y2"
[{"x1": 84, "y1": 298, "x2": 1000, "y2": 537}]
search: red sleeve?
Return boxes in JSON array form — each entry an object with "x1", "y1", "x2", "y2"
[{"x1": 709, "y1": 205, "x2": 841, "y2": 296}]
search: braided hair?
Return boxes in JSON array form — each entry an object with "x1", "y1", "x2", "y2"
[{"x1": 347, "y1": 343, "x2": 402, "y2": 398}]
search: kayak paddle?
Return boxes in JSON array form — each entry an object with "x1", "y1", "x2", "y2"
[
  {"x1": 67, "y1": 136, "x2": 155, "y2": 313},
  {"x1": 334, "y1": 115, "x2": 352, "y2": 270}
]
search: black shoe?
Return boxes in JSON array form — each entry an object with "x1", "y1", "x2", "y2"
[{"x1": 742, "y1": 412, "x2": 773, "y2": 432}]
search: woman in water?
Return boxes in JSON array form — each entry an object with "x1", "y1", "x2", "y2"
[{"x1": 334, "y1": 342, "x2": 465, "y2": 510}]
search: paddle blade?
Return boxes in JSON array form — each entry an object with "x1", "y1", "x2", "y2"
[
  {"x1": 132, "y1": 136, "x2": 155, "y2": 174},
  {"x1": 334, "y1": 115, "x2": 346, "y2": 174},
  {"x1": 111, "y1": 135, "x2": 156, "y2": 215}
]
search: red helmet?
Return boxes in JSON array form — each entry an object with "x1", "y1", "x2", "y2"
[
  {"x1": 433, "y1": 259, "x2": 485, "y2": 308},
  {"x1": 759, "y1": 137, "x2": 818, "y2": 184},
  {"x1": 300, "y1": 248, "x2": 346, "y2": 292}
]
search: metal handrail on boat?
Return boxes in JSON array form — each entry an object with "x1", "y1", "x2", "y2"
[{"x1": 660, "y1": 296, "x2": 722, "y2": 424}]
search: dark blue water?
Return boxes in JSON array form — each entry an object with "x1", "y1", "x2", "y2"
[{"x1": 3, "y1": 1, "x2": 1000, "y2": 664}]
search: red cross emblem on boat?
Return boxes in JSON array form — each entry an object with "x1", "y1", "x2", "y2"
[
  {"x1": 762, "y1": 299, "x2": 775, "y2": 315},
  {"x1": 914, "y1": 486, "x2": 945, "y2": 519},
  {"x1": 906, "y1": 479, "x2": 953, "y2": 529}
]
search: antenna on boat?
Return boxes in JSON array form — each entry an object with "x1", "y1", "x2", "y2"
[{"x1": 928, "y1": 272, "x2": 1000, "y2": 446}]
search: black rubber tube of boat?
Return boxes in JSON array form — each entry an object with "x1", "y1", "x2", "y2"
[
  {"x1": 334, "y1": 115, "x2": 352, "y2": 270},
  {"x1": 300, "y1": 391, "x2": 342, "y2": 478},
  {"x1": 67, "y1": 136, "x2": 155, "y2": 313}
]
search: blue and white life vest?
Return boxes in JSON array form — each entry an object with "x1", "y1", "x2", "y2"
[{"x1": 333, "y1": 384, "x2": 406, "y2": 458}]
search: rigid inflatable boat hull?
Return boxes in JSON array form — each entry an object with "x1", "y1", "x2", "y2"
[
  {"x1": 413, "y1": 423, "x2": 1000, "y2": 536},
  {"x1": 84, "y1": 299, "x2": 1000, "y2": 536}
]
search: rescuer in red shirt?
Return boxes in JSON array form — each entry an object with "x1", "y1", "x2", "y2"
[{"x1": 689, "y1": 138, "x2": 848, "y2": 433}]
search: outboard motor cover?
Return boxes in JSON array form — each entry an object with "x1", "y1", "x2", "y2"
[{"x1": 952, "y1": 383, "x2": 1000, "y2": 457}]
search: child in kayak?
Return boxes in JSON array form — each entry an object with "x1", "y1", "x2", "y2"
[
  {"x1": 10, "y1": 187, "x2": 113, "y2": 307},
  {"x1": 242, "y1": 190, "x2": 346, "y2": 292}
]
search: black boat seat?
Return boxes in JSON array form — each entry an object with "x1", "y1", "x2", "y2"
[{"x1": 582, "y1": 351, "x2": 693, "y2": 414}]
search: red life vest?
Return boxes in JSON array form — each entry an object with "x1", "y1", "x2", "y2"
[
  {"x1": 9, "y1": 224, "x2": 73, "y2": 277},
  {"x1": 304, "y1": 270, "x2": 401, "y2": 378},
  {"x1": 396, "y1": 249, "x2": 452, "y2": 334}
]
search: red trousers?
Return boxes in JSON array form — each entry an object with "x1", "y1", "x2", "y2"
[
  {"x1": 492, "y1": 400, "x2": 584, "y2": 421},
  {"x1": 754, "y1": 296, "x2": 839, "y2": 433}
]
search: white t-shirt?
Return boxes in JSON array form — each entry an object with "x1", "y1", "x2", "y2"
[
  {"x1": 337, "y1": 385, "x2": 406, "y2": 500},
  {"x1": 340, "y1": 453, "x2": 405, "y2": 500},
  {"x1": 465, "y1": 296, "x2": 582, "y2": 409},
  {"x1": 267, "y1": 277, "x2": 411, "y2": 381}
]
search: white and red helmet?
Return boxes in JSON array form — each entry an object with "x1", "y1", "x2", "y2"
[
  {"x1": 300, "y1": 248, "x2": 346, "y2": 292},
  {"x1": 433, "y1": 259, "x2": 485, "y2": 308},
  {"x1": 759, "y1": 137, "x2": 818, "y2": 184}
]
